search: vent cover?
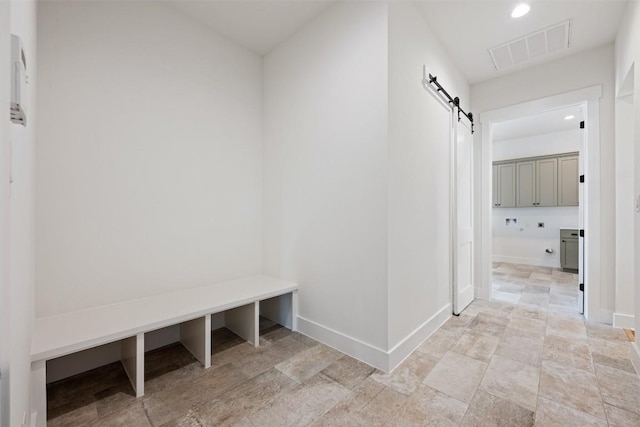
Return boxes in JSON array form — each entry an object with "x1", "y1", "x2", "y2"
[{"x1": 488, "y1": 20, "x2": 571, "y2": 71}]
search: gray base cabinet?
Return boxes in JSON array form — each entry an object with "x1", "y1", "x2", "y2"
[{"x1": 560, "y1": 229, "x2": 579, "y2": 271}]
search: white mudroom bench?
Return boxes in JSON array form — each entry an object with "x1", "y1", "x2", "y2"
[{"x1": 30, "y1": 275, "x2": 298, "y2": 427}]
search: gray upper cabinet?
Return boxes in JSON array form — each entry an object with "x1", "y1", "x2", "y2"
[
  {"x1": 493, "y1": 163, "x2": 515, "y2": 208},
  {"x1": 494, "y1": 152, "x2": 577, "y2": 209},
  {"x1": 558, "y1": 155, "x2": 579, "y2": 206},
  {"x1": 536, "y1": 157, "x2": 558, "y2": 207},
  {"x1": 516, "y1": 161, "x2": 536, "y2": 207}
]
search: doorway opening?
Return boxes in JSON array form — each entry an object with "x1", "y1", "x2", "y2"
[
  {"x1": 489, "y1": 105, "x2": 584, "y2": 316},
  {"x1": 477, "y1": 86, "x2": 604, "y2": 322}
]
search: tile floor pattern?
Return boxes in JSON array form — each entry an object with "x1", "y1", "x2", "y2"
[{"x1": 48, "y1": 263, "x2": 640, "y2": 426}]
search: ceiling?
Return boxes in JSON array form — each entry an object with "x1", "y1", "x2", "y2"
[
  {"x1": 492, "y1": 105, "x2": 584, "y2": 141},
  {"x1": 169, "y1": 1, "x2": 627, "y2": 84},
  {"x1": 169, "y1": 1, "x2": 334, "y2": 55},
  {"x1": 416, "y1": 0, "x2": 628, "y2": 84}
]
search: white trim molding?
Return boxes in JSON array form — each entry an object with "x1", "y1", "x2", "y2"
[
  {"x1": 296, "y1": 303, "x2": 451, "y2": 373},
  {"x1": 613, "y1": 313, "x2": 635, "y2": 330}
]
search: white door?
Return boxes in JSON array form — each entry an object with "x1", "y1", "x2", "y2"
[{"x1": 453, "y1": 119, "x2": 474, "y2": 314}]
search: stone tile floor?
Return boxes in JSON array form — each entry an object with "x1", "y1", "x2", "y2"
[{"x1": 48, "y1": 262, "x2": 640, "y2": 426}]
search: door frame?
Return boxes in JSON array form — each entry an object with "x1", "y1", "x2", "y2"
[{"x1": 474, "y1": 85, "x2": 609, "y2": 323}]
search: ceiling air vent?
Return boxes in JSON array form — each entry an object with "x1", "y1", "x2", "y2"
[{"x1": 488, "y1": 19, "x2": 571, "y2": 71}]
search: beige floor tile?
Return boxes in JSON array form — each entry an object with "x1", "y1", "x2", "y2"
[
  {"x1": 451, "y1": 331, "x2": 500, "y2": 363},
  {"x1": 47, "y1": 403, "x2": 99, "y2": 427},
  {"x1": 479, "y1": 354, "x2": 539, "y2": 411},
  {"x1": 507, "y1": 315, "x2": 547, "y2": 338},
  {"x1": 519, "y1": 293, "x2": 550, "y2": 309},
  {"x1": 595, "y1": 364, "x2": 640, "y2": 416},
  {"x1": 495, "y1": 330, "x2": 544, "y2": 367},
  {"x1": 547, "y1": 314, "x2": 588, "y2": 340},
  {"x1": 401, "y1": 384, "x2": 468, "y2": 427},
  {"x1": 275, "y1": 343, "x2": 344, "y2": 382},
  {"x1": 143, "y1": 362, "x2": 249, "y2": 426},
  {"x1": 589, "y1": 337, "x2": 633, "y2": 361},
  {"x1": 549, "y1": 292, "x2": 579, "y2": 308},
  {"x1": 193, "y1": 368, "x2": 297, "y2": 426},
  {"x1": 247, "y1": 382, "x2": 330, "y2": 427},
  {"x1": 91, "y1": 402, "x2": 151, "y2": 427},
  {"x1": 303, "y1": 373, "x2": 351, "y2": 406},
  {"x1": 512, "y1": 305, "x2": 548, "y2": 322},
  {"x1": 312, "y1": 377, "x2": 384, "y2": 426},
  {"x1": 534, "y1": 397, "x2": 607, "y2": 427},
  {"x1": 461, "y1": 389, "x2": 534, "y2": 427},
  {"x1": 539, "y1": 360, "x2": 606, "y2": 420},
  {"x1": 234, "y1": 335, "x2": 311, "y2": 378},
  {"x1": 605, "y1": 403, "x2": 640, "y2": 427},
  {"x1": 359, "y1": 386, "x2": 409, "y2": 425},
  {"x1": 592, "y1": 352, "x2": 637, "y2": 374},
  {"x1": 439, "y1": 313, "x2": 475, "y2": 336},
  {"x1": 466, "y1": 312, "x2": 510, "y2": 337},
  {"x1": 479, "y1": 301, "x2": 516, "y2": 318},
  {"x1": 416, "y1": 328, "x2": 458, "y2": 359},
  {"x1": 423, "y1": 351, "x2": 487, "y2": 404},
  {"x1": 371, "y1": 350, "x2": 438, "y2": 395},
  {"x1": 586, "y1": 321, "x2": 630, "y2": 342},
  {"x1": 543, "y1": 334, "x2": 593, "y2": 372},
  {"x1": 320, "y1": 356, "x2": 374, "y2": 390}
]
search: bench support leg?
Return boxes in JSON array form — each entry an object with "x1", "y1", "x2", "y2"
[
  {"x1": 121, "y1": 333, "x2": 144, "y2": 397},
  {"x1": 30, "y1": 360, "x2": 46, "y2": 427},
  {"x1": 180, "y1": 315, "x2": 211, "y2": 369},
  {"x1": 292, "y1": 290, "x2": 298, "y2": 331},
  {"x1": 225, "y1": 302, "x2": 258, "y2": 347}
]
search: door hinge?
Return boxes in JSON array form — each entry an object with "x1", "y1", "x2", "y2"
[
  {"x1": 579, "y1": 175, "x2": 584, "y2": 183},
  {"x1": 579, "y1": 283, "x2": 584, "y2": 291},
  {"x1": 579, "y1": 229, "x2": 584, "y2": 237},
  {"x1": 580, "y1": 121, "x2": 585, "y2": 129}
]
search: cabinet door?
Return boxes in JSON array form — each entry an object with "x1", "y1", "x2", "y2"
[
  {"x1": 498, "y1": 163, "x2": 515, "y2": 207},
  {"x1": 558, "y1": 156, "x2": 579, "y2": 206},
  {"x1": 516, "y1": 161, "x2": 535, "y2": 207},
  {"x1": 536, "y1": 158, "x2": 558, "y2": 207},
  {"x1": 562, "y1": 239, "x2": 579, "y2": 270},
  {"x1": 492, "y1": 165, "x2": 499, "y2": 207}
]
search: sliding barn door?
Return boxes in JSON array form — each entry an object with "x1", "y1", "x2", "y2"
[{"x1": 453, "y1": 119, "x2": 474, "y2": 314}]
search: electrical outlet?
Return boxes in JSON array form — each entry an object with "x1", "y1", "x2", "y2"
[{"x1": 538, "y1": 222, "x2": 544, "y2": 228}]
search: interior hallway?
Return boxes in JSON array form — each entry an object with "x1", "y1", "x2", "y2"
[{"x1": 46, "y1": 266, "x2": 640, "y2": 426}]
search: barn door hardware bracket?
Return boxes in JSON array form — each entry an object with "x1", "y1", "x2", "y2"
[{"x1": 425, "y1": 72, "x2": 474, "y2": 134}]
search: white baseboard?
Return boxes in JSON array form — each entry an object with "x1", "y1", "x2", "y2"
[
  {"x1": 493, "y1": 255, "x2": 560, "y2": 269},
  {"x1": 613, "y1": 313, "x2": 635, "y2": 330},
  {"x1": 297, "y1": 304, "x2": 452, "y2": 373},
  {"x1": 387, "y1": 304, "x2": 451, "y2": 371},
  {"x1": 296, "y1": 315, "x2": 389, "y2": 371},
  {"x1": 631, "y1": 342, "x2": 640, "y2": 376}
]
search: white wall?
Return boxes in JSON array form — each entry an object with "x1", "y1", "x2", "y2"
[
  {"x1": 387, "y1": 2, "x2": 468, "y2": 357},
  {"x1": 263, "y1": 2, "x2": 389, "y2": 361},
  {"x1": 1, "y1": 1, "x2": 37, "y2": 425},
  {"x1": 492, "y1": 130, "x2": 580, "y2": 268},
  {"x1": 493, "y1": 129, "x2": 581, "y2": 161},
  {"x1": 36, "y1": 2, "x2": 263, "y2": 317},
  {"x1": 614, "y1": 0, "x2": 640, "y2": 365},
  {"x1": 472, "y1": 44, "x2": 616, "y2": 321}
]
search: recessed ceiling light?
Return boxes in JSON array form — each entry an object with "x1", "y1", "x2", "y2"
[
  {"x1": 511, "y1": 4, "x2": 531, "y2": 18},
  {"x1": 564, "y1": 115, "x2": 575, "y2": 120}
]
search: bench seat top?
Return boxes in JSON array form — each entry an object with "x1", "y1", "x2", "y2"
[{"x1": 32, "y1": 275, "x2": 298, "y2": 362}]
